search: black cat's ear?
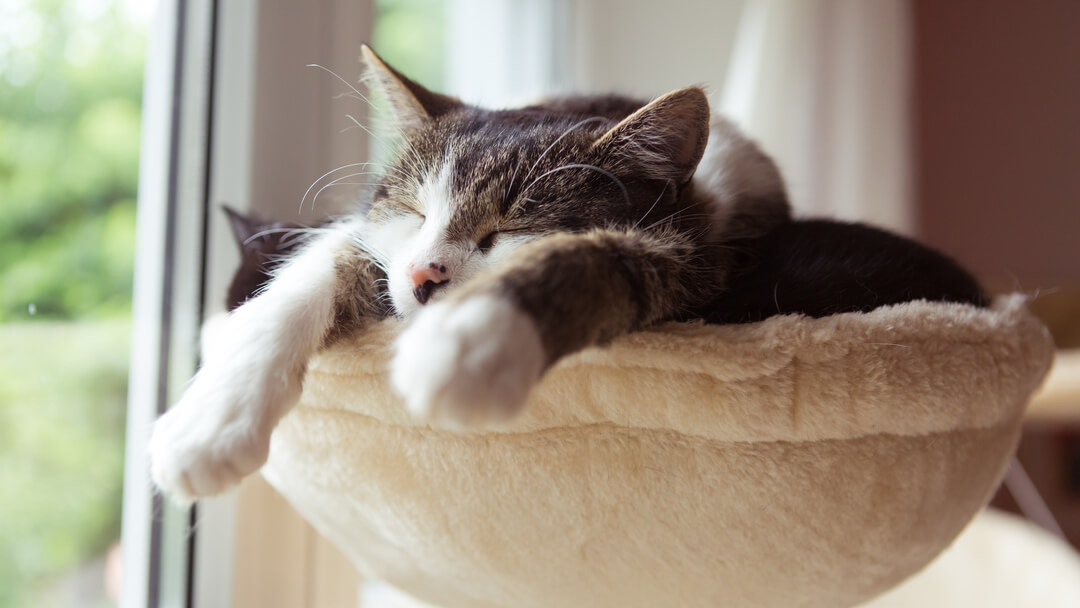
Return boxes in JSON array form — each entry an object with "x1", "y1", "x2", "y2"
[
  {"x1": 361, "y1": 45, "x2": 461, "y2": 131},
  {"x1": 223, "y1": 205, "x2": 260, "y2": 251},
  {"x1": 591, "y1": 87, "x2": 710, "y2": 185}
]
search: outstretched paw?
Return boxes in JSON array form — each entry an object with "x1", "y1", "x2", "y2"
[
  {"x1": 148, "y1": 363, "x2": 297, "y2": 504},
  {"x1": 391, "y1": 295, "x2": 545, "y2": 427}
]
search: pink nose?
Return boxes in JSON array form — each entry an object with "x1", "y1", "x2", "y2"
[
  {"x1": 409, "y1": 263, "x2": 449, "y2": 289},
  {"x1": 408, "y1": 262, "x2": 450, "y2": 304}
]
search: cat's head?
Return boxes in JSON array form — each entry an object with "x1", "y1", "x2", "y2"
[
  {"x1": 358, "y1": 46, "x2": 713, "y2": 317},
  {"x1": 223, "y1": 206, "x2": 315, "y2": 311}
]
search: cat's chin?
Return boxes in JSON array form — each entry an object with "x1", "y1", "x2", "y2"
[
  {"x1": 390, "y1": 294, "x2": 545, "y2": 428},
  {"x1": 390, "y1": 285, "x2": 451, "y2": 319}
]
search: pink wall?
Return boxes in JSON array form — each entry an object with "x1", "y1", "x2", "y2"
[{"x1": 914, "y1": 0, "x2": 1080, "y2": 289}]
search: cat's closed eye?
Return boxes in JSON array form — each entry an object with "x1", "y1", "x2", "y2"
[{"x1": 477, "y1": 232, "x2": 498, "y2": 253}]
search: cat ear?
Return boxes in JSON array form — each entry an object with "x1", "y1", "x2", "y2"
[
  {"x1": 223, "y1": 205, "x2": 260, "y2": 251},
  {"x1": 361, "y1": 45, "x2": 461, "y2": 130},
  {"x1": 592, "y1": 87, "x2": 711, "y2": 185}
]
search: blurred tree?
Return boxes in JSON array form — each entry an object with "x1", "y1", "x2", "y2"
[
  {"x1": 373, "y1": 0, "x2": 445, "y2": 92},
  {"x1": 0, "y1": 0, "x2": 146, "y2": 605},
  {"x1": 0, "y1": 0, "x2": 144, "y2": 322}
]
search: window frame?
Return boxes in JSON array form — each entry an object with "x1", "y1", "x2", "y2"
[
  {"x1": 122, "y1": 1, "x2": 377, "y2": 606},
  {"x1": 121, "y1": 0, "x2": 215, "y2": 606}
]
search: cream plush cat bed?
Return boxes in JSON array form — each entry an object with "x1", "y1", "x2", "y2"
[{"x1": 260, "y1": 295, "x2": 1053, "y2": 608}]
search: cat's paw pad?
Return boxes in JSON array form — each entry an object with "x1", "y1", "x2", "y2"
[
  {"x1": 148, "y1": 371, "x2": 278, "y2": 504},
  {"x1": 391, "y1": 295, "x2": 545, "y2": 427}
]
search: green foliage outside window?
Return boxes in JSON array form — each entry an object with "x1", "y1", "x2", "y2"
[
  {"x1": 374, "y1": 0, "x2": 445, "y2": 92},
  {"x1": 0, "y1": 0, "x2": 144, "y2": 322},
  {"x1": 0, "y1": 0, "x2": 146, "y2": 605}
]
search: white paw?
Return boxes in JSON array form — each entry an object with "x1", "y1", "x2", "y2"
[
  {"x1": 148, "y1": 362, "x2": 297, "y2": 504},
  {"x1": 391, "y1": 295, "x2": 546, "y2": 428}
]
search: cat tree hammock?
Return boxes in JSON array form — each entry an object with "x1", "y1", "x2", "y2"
[{"x1": 260, "y1": 294, "x2": 1052, "y2": 608}]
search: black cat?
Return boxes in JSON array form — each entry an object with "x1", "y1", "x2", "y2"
[
  {"x1": 223, "y1": 206, "x2": 325, "y2": 311},
  {"x1": 706, "y1": 219, "x2": 987, "y2": 324}
]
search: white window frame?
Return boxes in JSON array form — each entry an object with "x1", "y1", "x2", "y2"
[
  {"x1": 122, "y1": 0, "x2": 215, "y2": 606},
  {"x1": 122, "y1": 1, "x2": 373, "y2": 607}
]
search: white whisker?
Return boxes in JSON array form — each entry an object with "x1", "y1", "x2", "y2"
[
  {"x1": 503, "y1": 154, "x2": 525, "y2": 208},
  {"x1": 300, "y1": 162, "x2": 400, "y2": 213},
  {"x1": 309, "y1": 171, "x2": 390, "y2": 213},
  {"x1": 518, "y1": 163, "x2": 631, "y2": 211},
  {"x1": 307, "y1": 63, "x2": 378, "y2": 109},
  {"x1": 308, "y1": 64, "x2": 428, "y2": 183},
  {"x1": 343, "y1": 113, "x2": 412, "y2": 163},
  {"x1": 632, "y1": 181, "x2": 669, "y2": 230},
  {"x1": 519, "y1": 116, "x2": 607, "y2": 190},
  {"x1": 241, "y1": 225, "x2": 324, "y2": 247}
]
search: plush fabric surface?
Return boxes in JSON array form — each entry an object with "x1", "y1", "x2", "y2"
[
  {"x1": 356, "y1": 509, "x2": 1080, "y2": 608},
  {"x1": 262, "y1": 295, "x2": 1052, "y2": 608},
  {"x1": 863, "y1": 509, "x2": 1080, "y2": 608}
]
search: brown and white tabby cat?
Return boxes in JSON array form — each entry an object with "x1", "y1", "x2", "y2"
[{"x1": 149, "y1": 47, "x2": 983, "y2": 503}]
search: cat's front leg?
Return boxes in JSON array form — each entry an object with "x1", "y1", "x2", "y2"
[
  {"x1": 391, "y1": 294, "x2": 546, "y2": 427},
  {"x1": 391, "y1": 228, "x2": 708, "y2": 426},
  {"x1": 149, "y1": 218, "x2": 383, "y2": 503}
]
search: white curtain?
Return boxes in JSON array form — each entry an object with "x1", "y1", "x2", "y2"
[
  {"x1": 444, "y1": 0, "x2": 567, "y2": 107},
  {"x1": 721, "y1": 0, "x2": 913, "y2": 234}
]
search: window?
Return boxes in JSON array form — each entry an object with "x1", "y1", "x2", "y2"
[
  {"x1": 114, "y1": 1, "x2": 574, "y2": 605},
  {"x1": 0, "y1": 0, "x2": 153, "y2": 606},
  {"x1": 117, "y1": 1, "x2": 455, "y2": 606}
]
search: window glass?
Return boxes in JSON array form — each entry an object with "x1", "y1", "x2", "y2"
[
  {"x1": 0, "y1": 0, "x2": 151, "y2": 606},
  {"x1": 361, "y1": 0, "x2": 445, "y2": 164},
  {"x1": 373, "y1": 0, "x2": 445, "y2": 90}
]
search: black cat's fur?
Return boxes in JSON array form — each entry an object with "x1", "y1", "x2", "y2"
[
  {"x1": 706, "y1": 220, "x2": 987, "y2": 324},
  {"x1": 223, "y1": 206, "x2": 317, "y2": 311}
]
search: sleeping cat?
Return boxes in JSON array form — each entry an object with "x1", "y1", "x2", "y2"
[
  {"x1": 221, "y1": 205, "x2": 324, "y2": 311},
  {"x1": 223, "y1": 209, "x2": 986, "y2": 323},
  {"x1": 150, "y1": 46, "x2": 984, "y2": 503}
]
